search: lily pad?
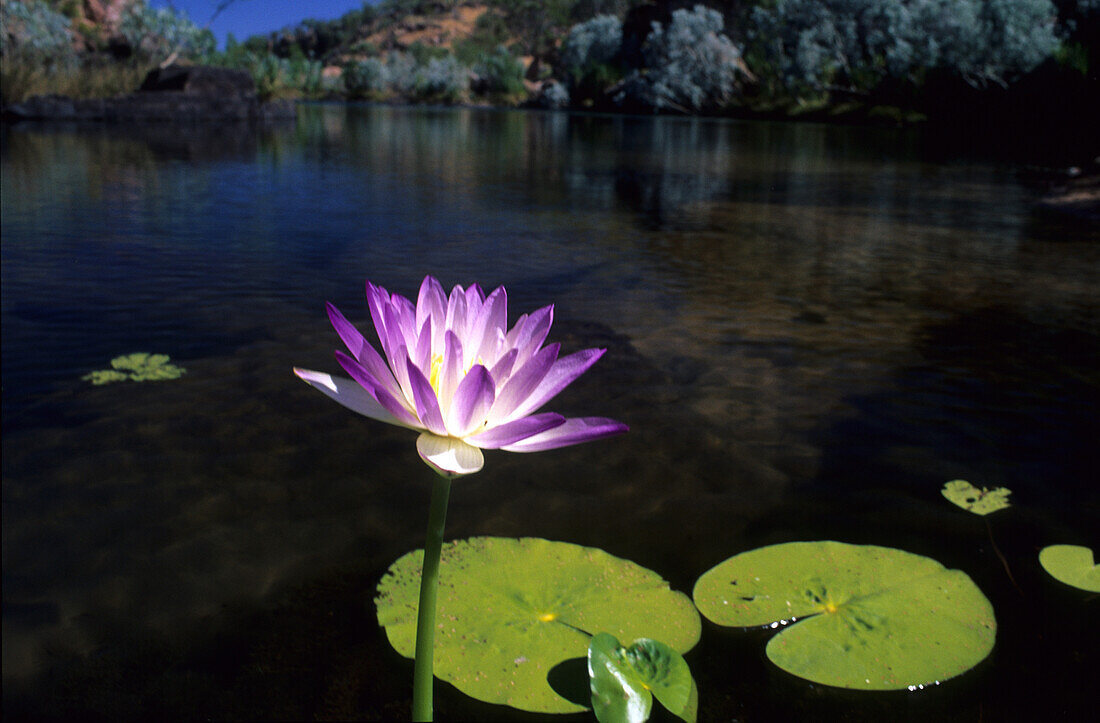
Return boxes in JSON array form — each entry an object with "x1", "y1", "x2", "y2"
[
  {"x1": 83, "y1": 353, "x2": 186, "y2": 384},
  {"x1": 942, "y1": 479, "x2": 1011, "y2": 515},
  {"x1": 82, "y1": 369, "x2": 130, "y2": 385},
  {"x1": 1039, "y1": 545, "x2": 1100, "y2": 592},
  {"x1": 375, "y1": 537, "x2": 701, "y2": 713},
  {"x1": 693, "y1": 541, "x2": 996, "y2": 690},
  {"x1": 589, "y1": 633, "x2": 697, "y2": 723}
]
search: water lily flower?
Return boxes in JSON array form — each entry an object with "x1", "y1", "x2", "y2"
[{"x1": 294, "y1": 276, "x2": 628, "y2": 477}]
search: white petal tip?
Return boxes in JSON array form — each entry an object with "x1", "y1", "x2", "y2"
[{"x1": 416, "y1": 433, "x2": 485, "y2": 477}]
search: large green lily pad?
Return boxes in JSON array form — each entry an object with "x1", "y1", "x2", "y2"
[
  {"x1": 942, "y1": 480, "x2": 1011, "y2": 515},
  {"x1": 693, "y1": 541, "x2": 996, "y2": 690},
  {"x1": 588, "y1": 633, "x2": 697, "y2": 723},
  {"x1": 83, "y1": 353, "x2": 186, "y2": 384},
  {"x1": 1039, "y1": 545, "x2": 1100, "y2": 592},
  {"x1": 375, "y1": 537, "x2": 701, "y2": 713}
]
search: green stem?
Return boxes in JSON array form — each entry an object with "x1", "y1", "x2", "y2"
[{"x1": 412, "y1": 472, "x2": 452, "y2": 722}]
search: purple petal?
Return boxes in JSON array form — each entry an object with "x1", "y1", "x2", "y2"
[
  {"x1": 486, "y1": 342, "x2": 559, "y2": 425},
  {"x1": 509, "y1": 305, "x2": 554, "y2": 369},
  {"x1": 499, "y1": 416, "x2": 628, "y2": 452},
  {"x1": 342, "y1": 333, "x2": 404, "y2": 402},
  {"x1": 509, "y1": 348, "x2": 606, "y2": 420},
  {"x1": 333, "y1": 352, "x2": 421, "y2": 428},
  {"x1": 406, "y1": 357, "x2": 447, "y2": 436},
  {"x1": 416, "y1": 432, "x2": 484, "y2": 477},
  {"x1": 445, "y1": 285, "x2": 469, "y2": 339},
  {"x1": 446, "y1": 365, "x2": 495, "y2": 437},
  {"x1": 416, "y1": 275, "x2": 447, "y2": 333},
  {"x1": 468, "y1": 286, "x2": 508, "y2": 366},
  {"x1": 438, "y1": 330, "x2": 463, "y2": 405},
  {"x1": 366, "y1": 282, "x2": 394, "y2": 360},
  {"x1": 466, "y1": 412, "x2": 565, "y2": 449},
  {"x1": 412, "y1": 317, "x2": 433, "y2": 377},
  {"x1": 326, "y1": 302, "x2": 366, "y2": 360},
  {"x1": 294, "y1": 368, "x2": 417, "y2": 429},
  {"x1": 488, "y1": 348, "x2": 518, "y2": 384}
]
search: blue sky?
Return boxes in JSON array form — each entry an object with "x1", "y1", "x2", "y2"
[{"x1": 151, "y1": 1, "x2": 373, "y2": 48}]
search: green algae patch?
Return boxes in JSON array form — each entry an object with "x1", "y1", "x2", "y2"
[
  {"x1": 942, "y1": 480, "x2": 1012, "y2": 516},
  {"x1": 83, "y1": 353, "x2": 186, "y2": 384},
  {"x1": 375, "y1": 537, "x2": 700, "y2": 714},
  {"x1": 693, "y1": 541, "x2": 996, "y2": 691},
  {"x1": 1039, "y1": 545, "x2": 1100, "y2": 592}
]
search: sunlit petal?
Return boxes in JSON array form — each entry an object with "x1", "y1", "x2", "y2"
[{"x1": 416, "y1": 432, "x2": 484, "y2": 477}]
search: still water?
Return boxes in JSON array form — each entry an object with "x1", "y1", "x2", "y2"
[{"x1": 2, "y1": 105, "x2": 1097, "y2": 720}]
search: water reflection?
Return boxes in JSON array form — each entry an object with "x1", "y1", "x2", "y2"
[{"x1": 2, "y1": 105, "x2": 1097, "y2": 720}]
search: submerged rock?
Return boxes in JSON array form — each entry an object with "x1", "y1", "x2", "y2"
[{"x1": 3, "y1": 65, "x2": 295, "y2": 122}]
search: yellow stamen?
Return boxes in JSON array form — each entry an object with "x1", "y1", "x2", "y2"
[
  {"x1": 429, "y1": 354, "x2": 443, "y2": 394},
  {"x1": 538, "y1": 612, "x2": 556, "y2": 622}
]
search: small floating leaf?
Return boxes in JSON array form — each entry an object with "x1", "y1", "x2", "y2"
[
  {"x1": 375, "y1": 537, "x2": 701, "y2": 713},
  {"x1": 1039, "y1": 545, "x2": 1100, "y2": 592},
  {"x1": 84, "y1": 353, "x2": 186, "y2": 384},
  {"x1": 942, "y1": 479, "x2": 1012, "y2": 515},
  {"x1": 693, "y1": 541, "x2": 996, "y2": 690},
  {"x1": 589, "y1": 633, "x2": 697, "y2": 723},
  {"x1": 82, "y1": 369, "x2": 129, "y2": 385}
]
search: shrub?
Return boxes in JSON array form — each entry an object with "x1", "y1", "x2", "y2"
[
  {"x1": 117, "y1": 0, "x2": 215, "y2": 63},
  {"x1": 617, "y1": 4, "x2": 746, "y2": 112},
  {"x1": 411, "y1": 54, "x2": 468, "y2": 103},
  {"x1": 0, "y1": 0, "x2": 76, "y2": 66},
  {"x1": 473, "y1": 45, "x2": 526, "y2": 96},
  {"x1": 751, "y1": 0, "x2": 1061, "y2": 94},
  {"x1": 384, "y1": 51, "x2": 418, "y2": 95},
  {"x1": 343, "y1": 57, "x2": 386, "y2": 98},
  {"x1": 559, "y1": 13, "x2": 623, "y2": 103}
]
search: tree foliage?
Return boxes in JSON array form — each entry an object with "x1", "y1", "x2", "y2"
[
  {"x1": 117, "y1": 1, "x2": 214, "y2": 62},
  {"x1": 0, "y1": 0, "x2": 76, "y2": 64},
  {"x1": 750, "y1": 0, "x2": 1061, "y2": 94},
  {"x1": 617, "y1": 4, "x2": 746, "y2": 112}
]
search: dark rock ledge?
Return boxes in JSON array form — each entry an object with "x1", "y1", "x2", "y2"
[{"x1": 3, "y1": 65, "x2": 295, "y2": 123}]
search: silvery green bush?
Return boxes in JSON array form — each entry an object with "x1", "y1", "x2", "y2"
[
  {"x1": 617, "y1": 4, "x2": 746, "y2": 112},
  {"x1": 751, "y1": 0, "x2": 1060, "y2": 93},
  {"x1": 473, "y1": 46, "x2": 525, "y2": 96},
  {"x1": 118, "y1": 1, "x2": 215, "y2": 62},
  {"x1": 384, "y1": 52, "x2": 418, "y2": 95},
  {"x1": 0, "y1": 0, "x2": 76, "y2": 65},
  {"x1": 411, "y1": 54, "x2": 468, "y2": 102},
  {"x1": 343, "y1": 57, "x2": 386, "y2": 98},
  {"x1": 560, "y1": 14, "x2": 622, "y2": 77}
]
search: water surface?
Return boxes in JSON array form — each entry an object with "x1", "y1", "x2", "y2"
[{"x1": 2, "y1": 105, "x2": 1098, "y2": 720}]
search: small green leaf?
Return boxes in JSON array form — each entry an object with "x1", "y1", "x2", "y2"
[
  {"x1": 694, "y1": 541, "x2": 996, "y2": 690},
  {"x1": 375, "y1": 537, "x2": 700, "y2": 713},
  {"x1": 589, "y1": 633, "x2": 652, "y2": 723},
  {"x1": 82, "y1": 369, "x2": 129, "y2": 385},
  {"x1": 87, "y1": 353, "x2": 186, "y2": 383},
  {"x1": 588, "y1": 634, "x2": 698, "y2": 723},
  {"x1": 942, "y1": 479, "x2": 1012, "y2": 515},
  {"x1": 1039, "y1": 545, "x2": 1100, "y2": 592}
]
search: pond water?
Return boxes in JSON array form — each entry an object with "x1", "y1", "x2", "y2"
[{"x1": 2, "y1": 104, "x2": 1097, "y2": 721}]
